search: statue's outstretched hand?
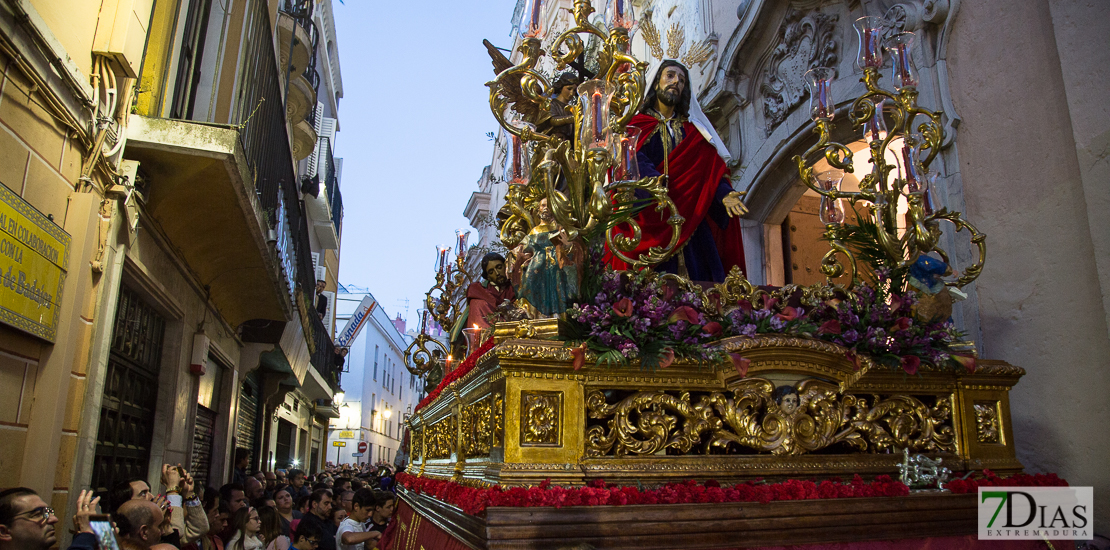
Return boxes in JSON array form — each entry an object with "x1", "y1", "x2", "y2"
[{"x1": 723, "y1": 191, "x2": 748, "y2": 217}]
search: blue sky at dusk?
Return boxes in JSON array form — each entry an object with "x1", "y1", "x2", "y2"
[{"x1": 332, "y1": 0, "x2": 519, "y2": 323}]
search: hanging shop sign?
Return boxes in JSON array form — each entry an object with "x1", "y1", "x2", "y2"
[{"x1": 0, "y1": 184, "x2": 69, "y2": 342}]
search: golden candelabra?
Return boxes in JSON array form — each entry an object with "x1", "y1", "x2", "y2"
[
  {"x1": 489, "y1": 0, "x2": 685, "y2": 267},
  {"x1": 404, "y1": 233, "x2": 471, "y2": 379},
  {"x1": 792, "y1": 17, "x2": 985, "y2": 290}
]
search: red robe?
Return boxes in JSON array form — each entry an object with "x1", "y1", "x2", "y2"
[
  {"x1": 607, "y1": 113, "x2": 746, "y2": 278},
  {"x1": 465, "y1": 281, "x2": 515, "y2": 329}
]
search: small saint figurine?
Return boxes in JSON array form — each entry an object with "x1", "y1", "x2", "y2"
[
  {"x1": 511, "y1": 199, "x2": 582, "y2": 316},
  {"x1": 908, "y1": 254, "x2": 965, "y2": 324}
]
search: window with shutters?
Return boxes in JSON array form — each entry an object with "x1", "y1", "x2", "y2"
[
  {"x1": 236, "y1": 372, "x2": 262, "y2": 473},
  {"x1": 92, "y1": 286, "x2": 167, "y2": 494},
  {"x1": 169, "y1": 0, "x2": 214, "y2": 119}
]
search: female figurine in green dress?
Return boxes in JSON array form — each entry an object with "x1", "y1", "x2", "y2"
[{"x1": 511, "y1": 199, "x2": 582, "y2": 316}]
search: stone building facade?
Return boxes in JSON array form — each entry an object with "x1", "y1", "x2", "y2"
[{"x1": 0, "y1": 0, "x2": 347, "y2": 535}]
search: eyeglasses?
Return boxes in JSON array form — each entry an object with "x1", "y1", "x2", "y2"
[{"x1": 14, "y1": 507, "x2": 55, "y2": 524}]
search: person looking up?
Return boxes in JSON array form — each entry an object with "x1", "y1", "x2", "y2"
[
  {"x1": 224, "y1": 508, "x2": 261, "y2": 550},
  {"x1": 272, "y1": 489, "x2": 297, "y2": 539},
  {"x1": 0, "y1": 488, "x2": 60, "y2": 550},
  {"x1": 334, "y1": 490, "x2": 380, "y2": 550}
]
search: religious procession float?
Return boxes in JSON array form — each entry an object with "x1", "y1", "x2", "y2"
[{"x1": 385, "y1": 1, "x2": 1065, "y2": 548}]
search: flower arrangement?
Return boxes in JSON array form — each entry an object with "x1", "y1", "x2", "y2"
[
  {"x1": 563, "y1": 268, "x2": 723, "y2": 369},
  {"x1": 562, "y1": 264, "x2": 975, "y2": 375},
  {"x1": 396, "y1": 472, "x2": 910, "y2": 516},
  {"x1": 721, "y1": 273, "x2": 976, "y2": 374}
]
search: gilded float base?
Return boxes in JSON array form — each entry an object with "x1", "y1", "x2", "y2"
[{"x1": 408, "y1": 334, "x2": 1024, "y2": 488}]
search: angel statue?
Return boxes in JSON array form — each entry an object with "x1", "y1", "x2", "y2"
[{"x1": 511, "y1": 198, "x2": 583, "y2": 316}]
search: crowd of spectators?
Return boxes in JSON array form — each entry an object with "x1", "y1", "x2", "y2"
[{"x1": 0, "y1": 461, "x2": 400, "y2": 550}]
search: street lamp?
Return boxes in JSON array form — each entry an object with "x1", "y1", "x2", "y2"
[
  {"x1": 334, "y1": 391, "x2": 345, "y2": 404},
  {"x1": 383, "y1": 409, "x2": 392, "y2": 419}
]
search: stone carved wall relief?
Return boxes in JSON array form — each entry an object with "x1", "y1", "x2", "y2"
[{"x1": 760, "y1": 9, "x2": 839, "y2": 135}]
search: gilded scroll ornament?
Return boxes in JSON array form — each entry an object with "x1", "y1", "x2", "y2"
[
  {"x1": 521, "y1": 391, "x2": 561, "y2": 445},
  {"x1": 584, "y1": 380, "x2": 956, "y2": 457},
  {"x1": 974, "y1": 401, "x2": 1001, "y2": 444}
]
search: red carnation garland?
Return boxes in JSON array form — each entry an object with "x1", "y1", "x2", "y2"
[
  {"x1": 414, "y1": 338, "x2": 497, "y2": 412},
  {"x1": 945, "y1": 470, "x2": 1068, "y2": 493},
  {"x1": 396, "y1": 472, "x2": 911, "y2": 516}
]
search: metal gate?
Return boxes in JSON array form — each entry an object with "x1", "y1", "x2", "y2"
[
  {"x1": 191, "y1": 405, "x2": 217, "y2": 488},
  {"x1": 236, "y1": 373, "x2": 261, "y2": 472},
  {"x1": 92, "y1": 287, "x2": 167, "y2": 494}
]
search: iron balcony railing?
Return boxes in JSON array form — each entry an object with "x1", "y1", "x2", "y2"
[
  {"x1": 237, "y1": 0, "x2": 326, "y2": 381},
  {"x1": 281, "y1": 0, "x2": 321, "y2": 130}
]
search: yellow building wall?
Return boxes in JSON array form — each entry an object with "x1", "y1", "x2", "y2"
[{"x1": 27, "y1": 0, "x2": 100, "y2": 78}]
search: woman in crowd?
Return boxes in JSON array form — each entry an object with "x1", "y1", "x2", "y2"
[
  {"x1": 258, "y1": 506, "x2": 291, "y2": 550},
  {"x1": 273, "y1": 487, "x2": 298, "y2": 537},
  {"x1": 328, "y1": 506, "x2": 348, "y2": 528},
  {"x1": 225, "y1": 507, "x2": 263, "y2": 550}
]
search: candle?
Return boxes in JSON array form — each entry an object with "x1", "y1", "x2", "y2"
[
  {"x1": 436, "y1": 246, "x2": 450, "y2": 274},
  {"x1": 529, "y1": 0, "x2": 542, "y2": 36},
  {"x1": 862, "y1": 28, "x2": 881, "y2": 68},
  {"x1": 511, "y1": 134, "x2": 523, "y2": 182},
  {"x1": 863, "y1": 99, "x2": 887, "y2": 143},
  {"x1": 592, "y1": 90, "x2": 604, "y2": 143},
  {"x1": 902, "y1": 144, "x2": 920, "y2": 190},
  {"x1": 420, "y1": 309, "x2": 428, "y2": 333},
  {"x1": 815, "y1": 80, "x2": 831, "y2": 119},
  {"x1": 853, "y1": 17, "x2": 885, "y2": 69},
  {"x1": 456, "y1": 229, "x2": 470, "y2": 257}
]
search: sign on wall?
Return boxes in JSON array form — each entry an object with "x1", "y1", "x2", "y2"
[
  {"x1": 338, "y1": 430, "x2": 355, "y2": 439},
  {"x1": 0, "y1": 184, "x2": 69, "y2": 341}
]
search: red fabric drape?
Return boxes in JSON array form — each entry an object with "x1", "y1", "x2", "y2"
[
  {"x1": 607, "y1": 113, "x2": 745, "y2": 276},
  {"x1": 379, "y1": 500, "x2": 471, "y2": 550}
]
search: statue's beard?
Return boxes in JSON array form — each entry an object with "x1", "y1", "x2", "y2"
[{"x1": 657, "y1": 87, "x2": 680, "y2": 108}]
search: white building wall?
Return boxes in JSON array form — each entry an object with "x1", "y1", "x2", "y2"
[{"x1": 330, "y1": 288, "x2": 424, "y2": 466}]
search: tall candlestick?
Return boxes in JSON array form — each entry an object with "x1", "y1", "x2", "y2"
[
  {"x1": 527, "y1": 0, "x2": 543, "y2": 37},
  {"x1": 805, "y1": 68, "x2": 836, "y2": 121},
  {"x1": 436, "y1": 246, "x2": 450, "y2": 274},
  {"x1": 886, "y1": 32, "x2": 919, "y2": 90},
  {"x1": 511, "y1": 134, "x2": 523, "y2": 181}
]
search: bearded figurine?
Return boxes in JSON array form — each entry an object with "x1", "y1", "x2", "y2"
[
  {"x1": 451, "y1": 253, "x2": 517, "y2": 344},
  {"x1": 609, "y1": 60, "x2": 748, "y2": 282}
]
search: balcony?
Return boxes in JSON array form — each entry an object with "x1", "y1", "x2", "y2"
[
  {"x1": 304, "y1": 138, "x2": 343, "y2": 249},
  {"x1": 279, "y1": 0, "x2": 320, "y2": 161}
]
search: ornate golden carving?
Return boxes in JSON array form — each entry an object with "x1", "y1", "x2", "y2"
[
  {"x1": 968, "y1": 364, "x2": 1026, "y2": 377},
  {"x1": 521, "y1": 391, "x2": 561, "y2": 446},
  {"x1": 410, "y1": 426, "x2": 422, "y2": 461},
  {"x1": 496, "y1": 343, "x2": 578, "y2": 362},
  {"x1": 492, "y1": 392, "x2": 504, "y2": 448},
  {"x1": 460, "y1": 396, "x2": 495, "y2": 458},
  {"x1": 585, "y1": 380, "x2": 956, "y2": 457},
  {"x1": 425, "y1": 415, "x2": 458, "y2": 460},
  {"x1": 974, "y1": 401, "x2": 1001, "y2": 444}
]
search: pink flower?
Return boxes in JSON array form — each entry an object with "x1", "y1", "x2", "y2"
[
  {"x1": 571, "y1": 344, "x2": 587, "y2": 371},
  {"x1": 901, "y1": 355, "x2": 921, "y2": 375},
  {"x1": 659, "y1": 348, "x2": 676, "y2": 369},
  {"x1": 775, "y1": 306, "x2": 799, "y2": 322},
  {"x1": 729, "y1": 353, "x2": 750, "y2": 377},
  {"x1": 890, "y1": 294, "x2": 904, "y2": 312},
  {"x1": 952, "y1": 354, "x2": 976, "y2": 373},
  {"x1": 701, "y1": 321, "x2": 723, "y2": 337},
  {"x1": 818, "y1": 319, "x2": 842, "y2": 335},
  {"x1": 669, "y1": 305, "x2": 700, "y2": 324},
  {"x1": 663, "y1": 283, "x2": 676, "y2": 302},
  {"x1": 736, "y1": 299, "x2": 754, "y2": 314},
  {"x1": 893, "y1": 317, "x2": 912, "y2": 331},
  {"x1": 613, "y1": 297, "x2": 634, "y2": 317},
  {"x1": 761, "y1": 296, "x2": 779, "y2": 311}
]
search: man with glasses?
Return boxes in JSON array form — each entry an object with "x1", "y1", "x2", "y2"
[{"x1": 0, "y1": 488, "x2": 59, "y2": 550}]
